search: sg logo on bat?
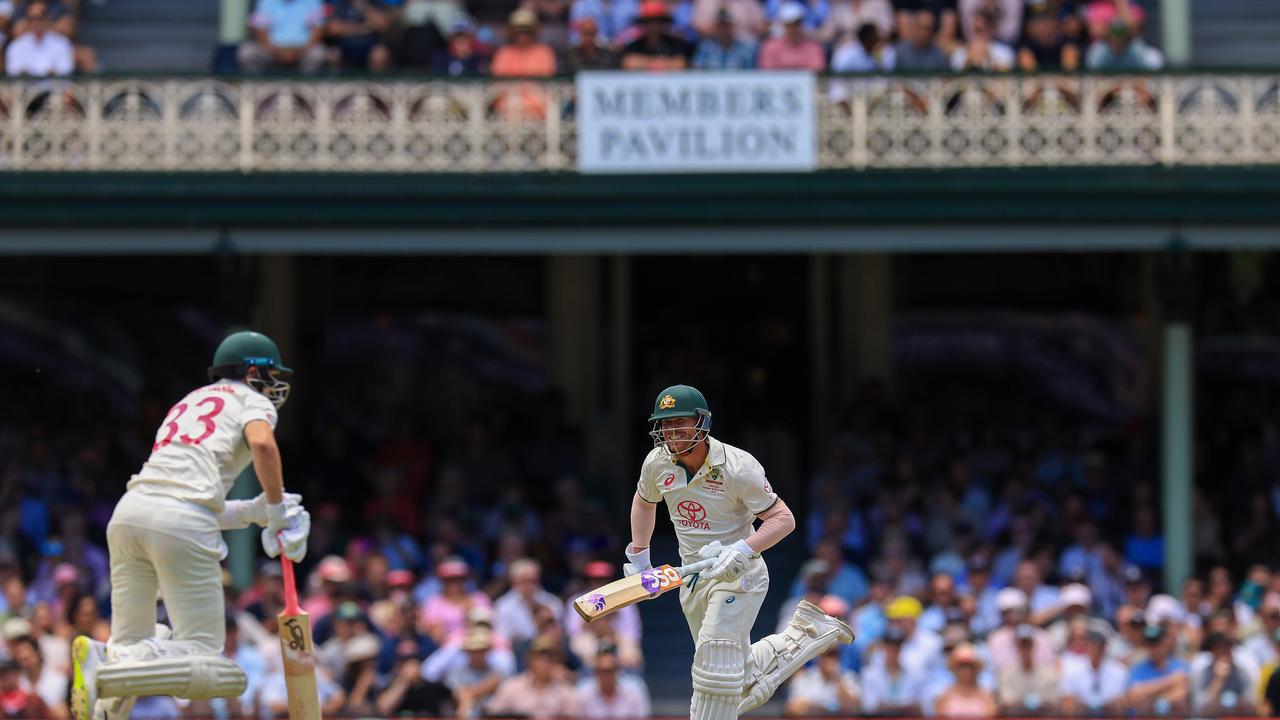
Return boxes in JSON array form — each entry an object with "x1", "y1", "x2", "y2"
[{"x1": 641, "y1": 567, "x2": 682, "y2": 594}]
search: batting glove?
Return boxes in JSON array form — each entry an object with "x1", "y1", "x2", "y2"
[
  {"x1": 703, "y1": 539, "x2": 752, "y2": 584},
  {"x1": 215, "y1": 492, "x2": 302, "y2": 531},
  {"x1": 623, "y1": 545, "x2": 652, "y2": 577},
  {"x1": 262, "y1": 503, "x2": 311, "y2": 562}
]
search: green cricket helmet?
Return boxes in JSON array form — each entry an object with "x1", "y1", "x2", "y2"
[
  {"x1": 208, "y1": 330, "x2": 292, "y2": 408},
  {"x1": 648, "y1": 384, "x2": 712, "y2": 455}
]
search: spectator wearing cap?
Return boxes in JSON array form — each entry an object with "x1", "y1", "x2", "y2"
[
  {"x1": 691, "y1": 9, "x2": 757, "y2": 69},
  {"x1": 444, "y1": 625, "x2": 508, "y2": 717},
  {"x1": 4, "y1": 1, "x2": 71, "y2": 77},
  {"x1": 0, "y1": 658, "x2": 48, "y2": 719},
  {"x1": 570, "y1": 606, "x2": 643, "y2": 672},
  {"x1": 323, "y1": 0, "x2": 394, "y2": 72},
  {"x1": 621, "y1": 1, "x2": 689, "y2": 70},
  {"x1": 997, "y1": 624, "x2": 1060, "y2": 715},
  {"x1": 486, "y1": 635, "x2": 581, "y2": 719},
  {"x1": 1085, "y1": 16, "x2": 1160, "y2": 70},
  {"x1": 922, "y1": 618, "x2": 995, "y2": 713},
  {"x1": 575, "y1": 648, "x2": 651, "y2": 719},
  {"x1": 829, "y1": 22, "x2": 895, "y2": 72},
  {"x1": 1017, "y1": 1, "x2": 1080, "y2": 70},
  {"x1": 338, "y1": 632, "x2": 382, "y2": 714},
  {"x1": 5, "y1": 634, "x2": 64, "y2": 718},
  {"x1": 934, "y1": 643, "x2": 997, "y2": 717},
  {"x1": 759, "y1": 2, "x2": 826, "y2": 70},
  {"x1": 1192, "y1": 631, "x2": 1257, "y2": 715},
  {"x1": 491, "y1": 9, "x2": 557, "y2": 76},
  {"x1": 569, "y1": 0, "x2": 639, "y2": 43},
  {"x1": 819, "y1": 0, "x2": 891, "y2": 45},
  {"x1": 305, "y1": 555, "x2": 352, "y2": 620},
  {"x1": 1188, "y1": 610, "x2": 1260, "y2": 698},
  {"x1": 860, "y1": 626, "x2": 927, "y2": 715},
  {"x1": 791, "y1": 541, "x2": 871, "y2": 609},
  {"x1": 988, "y1": 588, "x2": 1055, "y2": 672},
  {"x1": 421, "y1": 559, "x2": 491, "y2": 647},
  {"x1": 893, "y1": 9, "x2": 948, "y2": 70},
  {"x1": 691, "y1": 0, "x2": 764, "y2": 39},
  {"x1": 317, "y1": 601, "x2": 375, "y2": 680},
  {"x1": 494, "y1": 559, "x2": 564, "y2": 648},
  {"x1": 1046, "y1": 584, "x2": 1119, "y2": 655},
  {"x1": 560, "y1": 16, "x2": 618, "y2": 70},
  {"x1": 785, "y1": 644, "x2": 860, "y2": 716},
  {"x1": 1060, "y1": 630, "x2": 1128, "y2": 715},
  {"x1": 1084, "y1": 0, "x2": 1143, "y2": 41},
  {"x1": 423, "y1": 604, "x2": 517, "y2": 682},
  {"x1": 434, "y1": 18, "x2": 491, "y2": 76},
  {"x1": 764, "y1": 0, "x2": 828, "y2": 31},
  {"x1": 874, "y1": 595, "x2": 943, "y2": 678},
  {"x1": 237, "y1": 0, "x2": 328, "y2": 73},
  {"x1": 1124, "y1": 624, "x2": 1189, "y2": 715}
]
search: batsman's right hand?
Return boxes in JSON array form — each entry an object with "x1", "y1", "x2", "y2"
[
  {"x1": 623, "y1": 545, "x2": 652, "y2": 577},
  {"x1": 262, "y1": 502, "x2": 310, "y2": 562}
]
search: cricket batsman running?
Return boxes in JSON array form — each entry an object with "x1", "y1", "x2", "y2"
[
  {"x1": 627, "y1": 385, "x2": 854, "y2": 720},
  {"x1": 71, "y1": 330, "x2": 312, "y2": 720}
]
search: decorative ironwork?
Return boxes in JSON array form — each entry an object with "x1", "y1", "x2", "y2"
[{"x1": 0, "y1": 75, "x2": 1276, "y2": 172}]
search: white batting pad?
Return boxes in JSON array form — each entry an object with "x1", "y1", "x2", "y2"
[
  {"x1": 691, "y1": 638, "x2": 744, "y2": 720},
  {"x1": 97, "y1": 655, "x2": 247, "y2": 701},
  {"x1": 739, "y1": 599, "x2": 853, "y2": 714}
]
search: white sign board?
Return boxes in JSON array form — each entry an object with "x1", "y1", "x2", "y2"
[{"x1": 575, "y1": 71, "x2": 816, "y2": 174}]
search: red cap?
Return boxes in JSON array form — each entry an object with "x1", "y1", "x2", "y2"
[
  {"x1": 637, "y1": 1, "x2": 672, "y2": 20},
  {"x1": 584, "y1": 561, "x2": 613, "y2": 578},
  {"x1": 438, "y1": 559, "x2": 470, "y2": 579}
]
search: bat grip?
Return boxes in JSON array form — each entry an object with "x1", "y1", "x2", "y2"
[
  {"x1": 676, "y1": 557, "x2": 717, "y2": 577},
  {"x1": 280, "y1": 533, "x2": 301, "y2": 615}
]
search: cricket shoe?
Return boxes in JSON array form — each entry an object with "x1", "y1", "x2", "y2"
[{"x1": 71, "y1": 635, "x2": 107, "y2": 720}]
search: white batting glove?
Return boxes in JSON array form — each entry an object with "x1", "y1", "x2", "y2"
[
  {"x1": 623, "y1": 546, "x2": 652, "y2": 578},
  {"x1": 215, "y1": 492, "x2": 302, "y2": 531},
  {"x1": 261, "y1": 503, "x2": 311, "y2": 562},
  {"x1": 703, "y1": 539, "x2": 752, "y2": 584}
]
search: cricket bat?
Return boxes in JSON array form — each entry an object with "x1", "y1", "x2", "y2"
[
  {"x1": 573, "y1": 557, "x2": 716, "y2": 622},
  {"x1": 278, "y1": 554, "x2": 322, "y2": 720}
]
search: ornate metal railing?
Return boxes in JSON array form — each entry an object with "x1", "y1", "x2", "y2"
[{"x1": 2, "y1": 74, "x2": 1278, "y2": 172}]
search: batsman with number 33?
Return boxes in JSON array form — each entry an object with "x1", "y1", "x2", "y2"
[
  {"x1": 70, "y1": 331, "x2": 312, "y2": 720},
  {"x1": 628, "y1": 385, "x2": 854, "y2": 720}
]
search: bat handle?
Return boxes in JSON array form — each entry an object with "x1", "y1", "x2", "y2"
[
  {"x1": 676, "y1": 557, "x2": 717, "y2": 577},
  {"x1": 279, "y1": 534, "x2": 301, "y2": 615}
]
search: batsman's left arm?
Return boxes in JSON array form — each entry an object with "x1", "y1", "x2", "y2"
[{"x1": 744, "y1": 498, "x2": 795, "y2": 554}]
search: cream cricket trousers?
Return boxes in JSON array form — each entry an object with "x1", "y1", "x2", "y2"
[
  {"x1": 679, "y1": 556, "x2": 770, "y2": 678},
  {"x1": 106, "y1": 491, "x2": 228, "y2": 660}
]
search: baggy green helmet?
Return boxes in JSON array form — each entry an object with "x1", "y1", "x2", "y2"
[
  {"x1": 648, "y1": 384, "x2": 712, "y2": 454},
  {"x1": 208, "y1": 331, "x2": 293, "y2": 408}
]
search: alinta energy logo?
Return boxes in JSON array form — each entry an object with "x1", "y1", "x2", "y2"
[{"x1": 675, "y1": 500, "x2": 710, "y2": 530}]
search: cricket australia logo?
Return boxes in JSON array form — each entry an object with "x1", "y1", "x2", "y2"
[
  {"x1": 587, "y1": 593, "x2": 607, "y2": 611},
  {"x1": 659, "y1": 395, "x2": 677, "y2": 410},
  {"x1": 676, "y1": 500, "x2": 710, "y2": 530}
]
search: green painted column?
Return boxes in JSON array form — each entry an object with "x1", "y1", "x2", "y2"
[
  {"x1": 221, "y1": 0, "x2": 250, "y2": 45},
  {"x1": 1160, "y1": 0, "x2": 1192, "y2": 67},
  {"x1": 1159, "y1": 248, "x2": 1193, "y2": 594},
  {"x1": 226, "y1": 469, "x2": 258, "y2": 589}
]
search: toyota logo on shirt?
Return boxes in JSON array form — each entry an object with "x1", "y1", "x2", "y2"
[{"x1": 676, "y1": 500, "x2": 710, "y2": 530}]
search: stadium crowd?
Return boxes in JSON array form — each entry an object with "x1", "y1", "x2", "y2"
[
  {"x1": 235, "y1": 0, "x2": 1163, "y2": 75},
  {"x1": 1, "y1": 366, "x2": 1279, "y2": 718}
]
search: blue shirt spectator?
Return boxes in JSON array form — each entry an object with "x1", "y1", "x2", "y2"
[
  {"x1": 570, "y1": 0, "x2": 639, "y2": 42},
  {"x1": 764, "y1": 0, "x2": 827, "y2": 30},
  {"x1": 249, "y1": 0, "x2": 325, "y2": 47},
  {"x1": 692, "y1": 12, "x2": 757, "y2": 69},
  {"x1": 790, "y1": 540, "x2": 870, "y2": 607}
]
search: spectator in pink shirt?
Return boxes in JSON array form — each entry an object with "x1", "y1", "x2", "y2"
[
  {"x1": 759, "y1": 2, "x2": 825, "y2": 70},
  {"x1": 420, "y1": 558, "x2": 491, "y2": 646}
]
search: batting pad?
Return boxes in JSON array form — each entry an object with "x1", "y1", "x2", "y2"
[
  {"x1": 690, "y1": 639, "x2": 743, "y2": 720},
  {"x1": 739, "y1": 599, "x2": 853, "y2": 714},
  {"x1": 97, "y1": 655, "x2": 247, "y2": 700}
]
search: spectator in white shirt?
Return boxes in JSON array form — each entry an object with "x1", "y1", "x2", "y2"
[
  {"x1": 861, "y1": 626, "x2": 928, "y2": 715},
  {"x1": 785, "y1": 645, "x2": 860, "y2": 716},
  {"x1": 576, "y1": 649, "x2": 651, "y2": 719},
  {"x1": 494, "y1": 558, "x2": 565, "y2": 648},
  {"x1": 1061, "y1": 630, "x2": 1129, "y2": 715},
  {"x1": 950, "y1": 9, "x2": 1012, "y2": 71},
  {"x1": 5, "y1": 2, "x2": 73, "y2": 77},
  {"x1": 988, "y1": 588, "x2": 1056, "y2": 673}
]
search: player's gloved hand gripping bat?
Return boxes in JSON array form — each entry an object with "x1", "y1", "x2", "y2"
[{"x1": 572, "y1": 557, "x2": 717, "y2": 622}]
